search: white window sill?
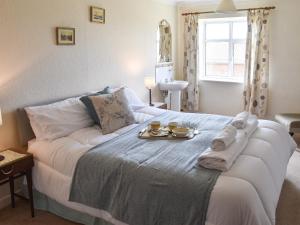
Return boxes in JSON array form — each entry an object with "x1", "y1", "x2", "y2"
[{"x1": 200, "y1": 77, "x2": 244, "y2": 84}]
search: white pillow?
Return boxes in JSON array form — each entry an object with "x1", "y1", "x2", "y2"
[
  {"x1": 25, "y1": 97, "x2": 94, "y2": 141},
  {"x1": 111, "y1": 87, "x2": 146, "y2": 110}
]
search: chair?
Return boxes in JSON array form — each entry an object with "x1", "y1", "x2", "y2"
[{"x1": 275, "y1": 113, "x2": 300, "y2": 136}]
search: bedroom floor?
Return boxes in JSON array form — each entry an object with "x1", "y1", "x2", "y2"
[{"x1": 1, "y1": 149, "x2": 300, "y2": 225}]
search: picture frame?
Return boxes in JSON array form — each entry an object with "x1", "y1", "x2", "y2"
[
  {"x1": 56, "y1": 27, "x2": 75, "y2": 45},
  {"x1": 90, "y1": 6, "x2": 105, "y2": 24}
]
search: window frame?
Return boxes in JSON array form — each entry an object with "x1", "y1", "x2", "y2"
[{"x1": 199, "y1": 16, "x2": 247, "y2": 83}]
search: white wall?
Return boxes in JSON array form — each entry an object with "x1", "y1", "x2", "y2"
[
  {"x1": 177, "y1": 0, "x2": 300, "y2": 118},
  {"x1": 0, "y1": 0, "x2": 176, "y2": 148},
  {"x1": 0, "y1": 0, "x2": 176, "y2": 208}
]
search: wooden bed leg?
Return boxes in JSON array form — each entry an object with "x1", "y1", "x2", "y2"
[
  {"x1": 9, "y1": 177, "x2": 15, "y2": 208},
  {"x1": 26, "y1": 169, "x2": 35, "y2": 218}
]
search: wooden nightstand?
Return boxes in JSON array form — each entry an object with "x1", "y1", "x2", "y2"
[
  {"x1": 0, "y1": 148, "x2": 34, "y2": 217},
  {"x1": 152, "y1": 102, "x2": 168, "y2": 109}
]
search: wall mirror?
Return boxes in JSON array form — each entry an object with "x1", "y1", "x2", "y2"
[{"x1": 157, "y1": 20, "x2": 172, "y2": 63}]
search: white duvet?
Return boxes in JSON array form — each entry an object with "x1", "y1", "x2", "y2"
[{"x1": 28, "y1": 106, "x2": 297, "y2": 225}]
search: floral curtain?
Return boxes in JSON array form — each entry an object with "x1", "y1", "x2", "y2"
[
  {"x1": 159, "y1": 20, "x2": 172, "y2": 63},
  {"x1": 243, "y1": 9, "x2": 271, "y2": 117},
  {"x1": 182, "y1": 15, "x2": 199, "y2": 112}
]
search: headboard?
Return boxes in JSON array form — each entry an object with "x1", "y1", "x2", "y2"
[
  {"x1": 16, "y1": 94, "x2": 85, "y2": 147},
  {"x1": 16, "y1": 108, "x2": 35, "y2": 146}
]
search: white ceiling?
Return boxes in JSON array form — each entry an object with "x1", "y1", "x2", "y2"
[
  {"x1": 169, "y1": 0, "x2": 219, "y2": 3},
  {"x1": 155, "y1": 0, "x2": 222, "y2": 5},
  {"x1": 162, "y1": 0, "x2": 253, "y2": 4}
]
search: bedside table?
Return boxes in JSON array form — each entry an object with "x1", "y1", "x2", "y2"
[
  {"x1": 152, "y1": 102, "x2": 168, "y2": 109},
  {"x1": 0, "y1": 148, "x2": 34, "y2": 217}
]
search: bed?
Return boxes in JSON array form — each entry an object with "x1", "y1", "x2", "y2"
[{"x1": 18, "y1": 92, "x2": 297, "y2": 225}]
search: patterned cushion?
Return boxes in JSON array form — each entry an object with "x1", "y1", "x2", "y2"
[
  {"x1": 89, "y1": 88, "x2": 135, "y2": 134},
  {"x1": 80, "y1": 87, "x2": 111, "y2": 126}
]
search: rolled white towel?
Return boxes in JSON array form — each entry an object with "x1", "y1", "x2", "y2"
[
  {"x1": 243, "y1": 115, "x2": 258, "y2": 138},
  {"x1": 198, "y1": 132, "x2": 248, "y2": 172},
  {"x1": 231, "y1": 111, "x2": 249, "y2": 129},
  {"x1": 211, "y1": 125, "x2": 237, "y2": 151}
]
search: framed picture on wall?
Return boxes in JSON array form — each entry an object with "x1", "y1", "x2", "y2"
[
  {"x1": 90, "y1": 6, "x2": 105, "y2": 24},
  {"x1": 56, "y1": 27, "x2": 75, "y2": 45}
]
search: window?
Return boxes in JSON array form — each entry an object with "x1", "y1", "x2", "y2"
[{"x1": 199, "y1": 17, "x2": 247, "y2": 83}]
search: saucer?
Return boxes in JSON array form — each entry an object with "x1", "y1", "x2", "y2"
[{"x1": 172, "y1": 127, "x2": 190, "y2": 136}]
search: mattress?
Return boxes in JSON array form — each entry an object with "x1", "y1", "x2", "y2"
[{"x1": 28, "y1": 107, "x2": 297, "y2": 225}]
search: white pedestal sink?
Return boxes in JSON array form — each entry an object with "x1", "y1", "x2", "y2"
[{"x1": 159, "y1": 80, "x2": 188, "y2": 111}]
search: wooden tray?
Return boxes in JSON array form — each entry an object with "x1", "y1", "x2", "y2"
[{"x1": 138, "y1": 127, "x2": 198, "y2": 140}]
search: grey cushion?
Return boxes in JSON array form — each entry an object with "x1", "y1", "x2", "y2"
[
  {"x1": 275, "y1": 113, "x2": 300, "y2": 133},
  {"x1": 89, "y1": 88, "x2": 135, "y2": 134},
  {"x1": 80, "y1": 87, "x2": 111, "y2": 126}
]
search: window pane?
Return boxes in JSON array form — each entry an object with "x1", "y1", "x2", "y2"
[
  {"x1": 206, "y1": 42, "x2": 229, "y2": 76},
  {"x1": 206, "y1": 63, "x2": 229, "y2": 77},
  {"x1": 233, "y1": 43, "x2": 246, "y2": 77},
  {"x1": 233, "y1": 22, "x2": 247, "y2": 39},
  {"x1": 206, "y1": 23, "x2": 230, "y2": 40},
  {"x1": 199, "y1": 17, "x2": 247, "y2": 80},
  {"x1": 206, "y1": 42, "x2": 229, "y2": 63}
]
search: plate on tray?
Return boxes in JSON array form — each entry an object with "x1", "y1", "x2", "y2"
[
  {"x1": 172, "y1": 127, "x2": 189, "y2": 136},
  {"x1": 149, "y1": 129, "x2": 169, "y2": 137},
  {"x1": 172, "y1": 127, "x2": 197, "y2": 138}
]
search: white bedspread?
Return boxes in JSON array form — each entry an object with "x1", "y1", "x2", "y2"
[{"x1": 28, "y1": 107, "x2": 297, "y2": 225}]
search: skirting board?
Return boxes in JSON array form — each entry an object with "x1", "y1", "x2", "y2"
[{"x1": 0, "y1": 189, "x2": 21, "y2": 210}]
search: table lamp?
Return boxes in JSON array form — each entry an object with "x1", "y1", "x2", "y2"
[
  {"x1": 0, "y1": 109, "x2": 4, "y2": 161},
  {"x1": 144, "y1": 76, "x2": 156, "y2": 106}
]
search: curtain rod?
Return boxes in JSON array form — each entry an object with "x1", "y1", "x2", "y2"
[{"x1": 181, "y1": 6, "x2": 276, "y2": 16}]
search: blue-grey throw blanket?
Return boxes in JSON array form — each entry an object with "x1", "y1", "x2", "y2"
[{"x1": 69, "y1": 111, "x2": 232, "y2": 225}]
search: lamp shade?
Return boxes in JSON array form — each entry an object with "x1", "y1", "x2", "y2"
[
  {"x1": 216, "y1": 0, "x2": 237, "y2": 13},
  {"x1": 144, "y1": 76, "x2": 156, "y2": 89}
]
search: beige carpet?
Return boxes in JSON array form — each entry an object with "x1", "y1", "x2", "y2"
[
  {"x1": 1, "y1": 152, "x2": 300, "y2": 225},
  {"x1": 276, "y1": 151, "x2": 300, "y2": 225}
]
